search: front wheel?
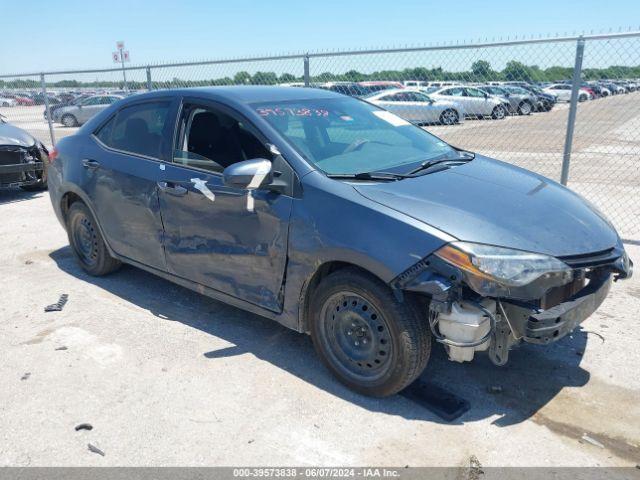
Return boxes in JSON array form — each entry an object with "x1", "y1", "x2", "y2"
[
  {"x1": 491, "y1": 105, "x2": 506, "y2": 119},
  {"x1": 439, "y1": 109, "x2": 459, "y2": 125},
  {"x1": 310, "y1": 268, "x2": 431, "y2": 397}
]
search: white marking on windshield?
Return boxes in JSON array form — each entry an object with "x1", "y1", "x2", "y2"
[{"x1": 372, "y1": 110, "x2": 410, "y2": 127}]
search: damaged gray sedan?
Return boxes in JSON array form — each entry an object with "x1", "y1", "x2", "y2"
[
  {"x1": 0, "y1": 115, "x2": 48, "y2": 190},
  {"x1": 47, "y1": 87, "x2": 632, "y2": 397}
]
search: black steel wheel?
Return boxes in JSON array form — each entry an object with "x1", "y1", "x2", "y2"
[
  {"x1": 310, "y1": 268, "x2": 431, "y2": 397},
  {"x1": 67, "y1": 202, "x2": 121, "y2": 276}
]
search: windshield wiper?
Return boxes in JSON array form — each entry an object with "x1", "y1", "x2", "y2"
[
  {"x1": 326, "y1": 171, "x2": 411, "y2": 181},
  {"x1": 407, "y1": 151, "x2": 475, "y2": 175}
]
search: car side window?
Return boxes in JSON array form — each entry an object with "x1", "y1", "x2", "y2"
[
  {"x1": 173, "y1": 104, "x2": 270, "y2": 173},
  {"x1": 465, "y1": 88, "x2": 485, "y2": 98},
  {"x1": 448, "y1": 87, "x2": 465, "y2": 96},
  {"x1": 95, "y1": 115, "x2": 116, "y2": 145},
  {"x1": 102, "y1": 101, "x2": 170, "y2": 158}
]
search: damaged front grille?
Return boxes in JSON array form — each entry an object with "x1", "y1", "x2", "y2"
[
  {"x1": 0, "y1": 145, "x2": 44, "y2": 186},
  {"x1": 540, "y1": 248, "x2": 620, "y2": 309}
]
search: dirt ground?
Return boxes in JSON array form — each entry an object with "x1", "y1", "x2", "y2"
[{"x1": 0, "y1": 187, "x2": 639, "y2": 467}]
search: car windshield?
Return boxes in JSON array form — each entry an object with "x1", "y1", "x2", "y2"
[{"x1": 251, "y1": 97, "x2": 455, "y2": 175}]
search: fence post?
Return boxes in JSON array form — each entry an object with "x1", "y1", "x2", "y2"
[
  {"x1": 560, "y1": 36, "x2": 585, "y2": 186},
  {"x1": 303, "y1": 54, "x2": 310, "y2": 87},
  {"x1": 40, "y1": 73, "x2": 56, "y2": 147},
  {"x1": 146, "y1": 67, "x2": 153, "y2": 91}
]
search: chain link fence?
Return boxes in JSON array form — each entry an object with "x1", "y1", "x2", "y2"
[{"x1": 1, "y1": 32, "x2": 639, "y2": 239}]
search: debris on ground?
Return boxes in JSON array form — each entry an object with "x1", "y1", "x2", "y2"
[
  {"x1": 581, "y1": 434, "x2": 605, "y2": 449},
  {"x1": 24, "y1": 259, "x2": 33, "y2": 265},
  {"x1": 20, "y1": 373, "x2": 30, "y2": 381},
  {"x1": 75, "y1": 423, "x2": 93, "y2": 431},
  {"x1": 55, "y1": 346, "x2": 68, "y2": 351},
  {"x1": 87, "y1": 443, "x2": 105, "y2": 456},
  {"x1": 468, "y1": 455, "x2": 484, "y2": 480},
  {"x1": 487, "y1": 385, "x2": 503, "y2": 394},
  {"x1": 247, "y1": 439, "x2": 254, "y2": 444},
  {"x1": 584, "y1": 330, "x2": 606, "y2": 343},
  {"x1": 44, "y1": 294, "x2": 69, "y2": 312}
]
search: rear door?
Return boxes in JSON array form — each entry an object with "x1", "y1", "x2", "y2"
[
  {"x1": 157, "y1": 98, "x2": 294, "y2": 312},
  {"x1": 81, "y1": 97, "x2": 178, "y2": 271},
  {"x1": 464, "y1": 87, "x2": 492, "y2": 115}
]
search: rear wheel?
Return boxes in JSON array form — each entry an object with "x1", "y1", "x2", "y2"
[
  {"x1": 310, "y1": 268, "x2": 431, "y2": 397},
  {"x1": 67, "y1": 202, "x2": 121, "y2": 276},
  {"x1": 61, "y1": 114, "x2": 78, "y2": 127},
  {"x1": 491, "y1": 105, "x2": 506, "y2": 119},
  {"x1": 439, "y1": 109, "x2": 459, "y2": 125}
]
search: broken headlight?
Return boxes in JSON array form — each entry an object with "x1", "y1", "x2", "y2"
[{"x1": 434, "y1": 242, "x2": 573, "y2": 297}]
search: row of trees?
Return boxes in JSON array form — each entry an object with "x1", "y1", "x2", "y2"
[{"x1": 2, "y1": 61, "x2": 639, "y2": 90}]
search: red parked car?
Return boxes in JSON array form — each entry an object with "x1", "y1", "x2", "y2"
[{"x1": 13, "y1": 96, "x2": 35, "y2": 106}]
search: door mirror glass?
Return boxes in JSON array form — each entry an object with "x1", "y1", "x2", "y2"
[{"x1": 223, "y1": 158, "x2": 272, "y2": 189}]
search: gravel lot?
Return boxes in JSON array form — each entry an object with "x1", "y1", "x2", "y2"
[{"x1": 0, "y1": 189, "x2": 639, "y2": 467}]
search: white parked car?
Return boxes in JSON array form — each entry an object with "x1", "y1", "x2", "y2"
[
  {"x1": 428, "y1": 86, "x2": 508, "y2": 119},
  {"x1": 543, "y1": 84, "x2": 592, "y2": 102},
  {"x1": 0, "y1": 97, "x2": 17, "y2": 107},
  {"x1": 366, "y1": 89, "x2": 464, "y2": 125}
]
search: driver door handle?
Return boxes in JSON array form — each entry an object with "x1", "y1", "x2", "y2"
[
  {"x1": 82, "y1": 159, "x2": 100, "y2": 170},
  {"x1": 157, "y1": 181, "x2": 188, "y2": 197}
]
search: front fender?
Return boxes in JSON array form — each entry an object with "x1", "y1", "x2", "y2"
[{"x1": 279, "y1": 171, "x2": 455, "y2": 332}]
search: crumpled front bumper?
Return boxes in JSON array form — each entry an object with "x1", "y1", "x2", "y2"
[{"x1": 523, "y1": 271, "x2": 612, "y2": 344}]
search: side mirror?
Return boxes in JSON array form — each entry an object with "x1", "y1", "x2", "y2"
[{"x1": 223, "y1": 158, "x2": 272, "y2": 190}]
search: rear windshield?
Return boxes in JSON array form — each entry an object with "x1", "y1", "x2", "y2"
[{"x1": 251, "y1": 97, "x2": 454, "y2": 175}]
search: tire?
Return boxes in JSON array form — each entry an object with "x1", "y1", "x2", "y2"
[
  {"x1": 491, "y1": 105, "x2": 506, "y2": 120},
  {"x1": 518, "y1": 101, "x2": 533, "y2": 115},
  {"x1": 61, "y1": 114, "x2": 78, "y2": 127},
  {"x1": 578, "y1": 94, "x2": 587, "y2": 102},
  {"x1": 439, "y1": 109, "x2": 459, "y2": 125},
  {"x1": 67, "y1": 202, "x2": 121, "y2": 276},
  {"x1": 310, "y1": 268, "x2": 431, "y2": 397}
]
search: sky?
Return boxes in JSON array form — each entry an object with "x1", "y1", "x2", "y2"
[{"x1": 1, "y1": 0, "x2": 639, "y2": 76}]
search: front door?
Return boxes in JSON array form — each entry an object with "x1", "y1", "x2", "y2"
[{"x1": 157, "y1": 100, "x2": 293, "y2": 312}]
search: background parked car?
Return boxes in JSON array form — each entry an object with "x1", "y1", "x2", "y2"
[
  {"x1": 52, "y1": 95, "x2": 123, "y2": 127},
  {"x1": 517, "y1": 84, "x2": 557, "y2": 111},
  {"x1": 0, "y1": 96, "x2": 17, "y2": 107},
  {"x1": 429, "y1": 86, "x2": 508, "y2": 119},
  {"x1": 480, "y1": 85, "x2": 536, "y2": 115},
  {"x1": 366, "y1": 88, "x2": 464, "y2": 125},
  {"x1": 544, "y1": 84, "x2": 591, "y2": 102},
  {"x1": 0, "y1": 118, "x2": 48, "y2": 190},
  {"x1": 358, "y1": 81, "x2": 404, "y2": 92},
  {"x1": 319, "y1": 82, "x2": 373, "y2": 97},
  {"x1": 31, "y1": 92, "x2": 61, "y2": 106}
]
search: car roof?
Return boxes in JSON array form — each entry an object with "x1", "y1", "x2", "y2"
[{"x1": 116, "y1": 86, "x2": 342, "y2": 106}]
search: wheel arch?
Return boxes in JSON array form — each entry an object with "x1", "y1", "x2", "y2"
[
  {"x1": 59, "y1": 186, "x2": 118, "y2": 258},
  {"x1": 298, "y1": 260, "x2": 391, "y2": 334}
]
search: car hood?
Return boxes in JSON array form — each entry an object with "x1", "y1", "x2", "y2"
[
  {"x1": 0, "y1": 123, "x2": 37, "y2": 148},
  {"x1": 353, "y1": 156, "x2": 619, "y2": 257}
]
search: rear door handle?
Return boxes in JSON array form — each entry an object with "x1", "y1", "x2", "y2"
[
  {"x1": 157, "y1": 181, "x2": 188, "y2": 197},
  {"x1": 82, "y1": 159, "x2": 100, "y2": 169}
]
